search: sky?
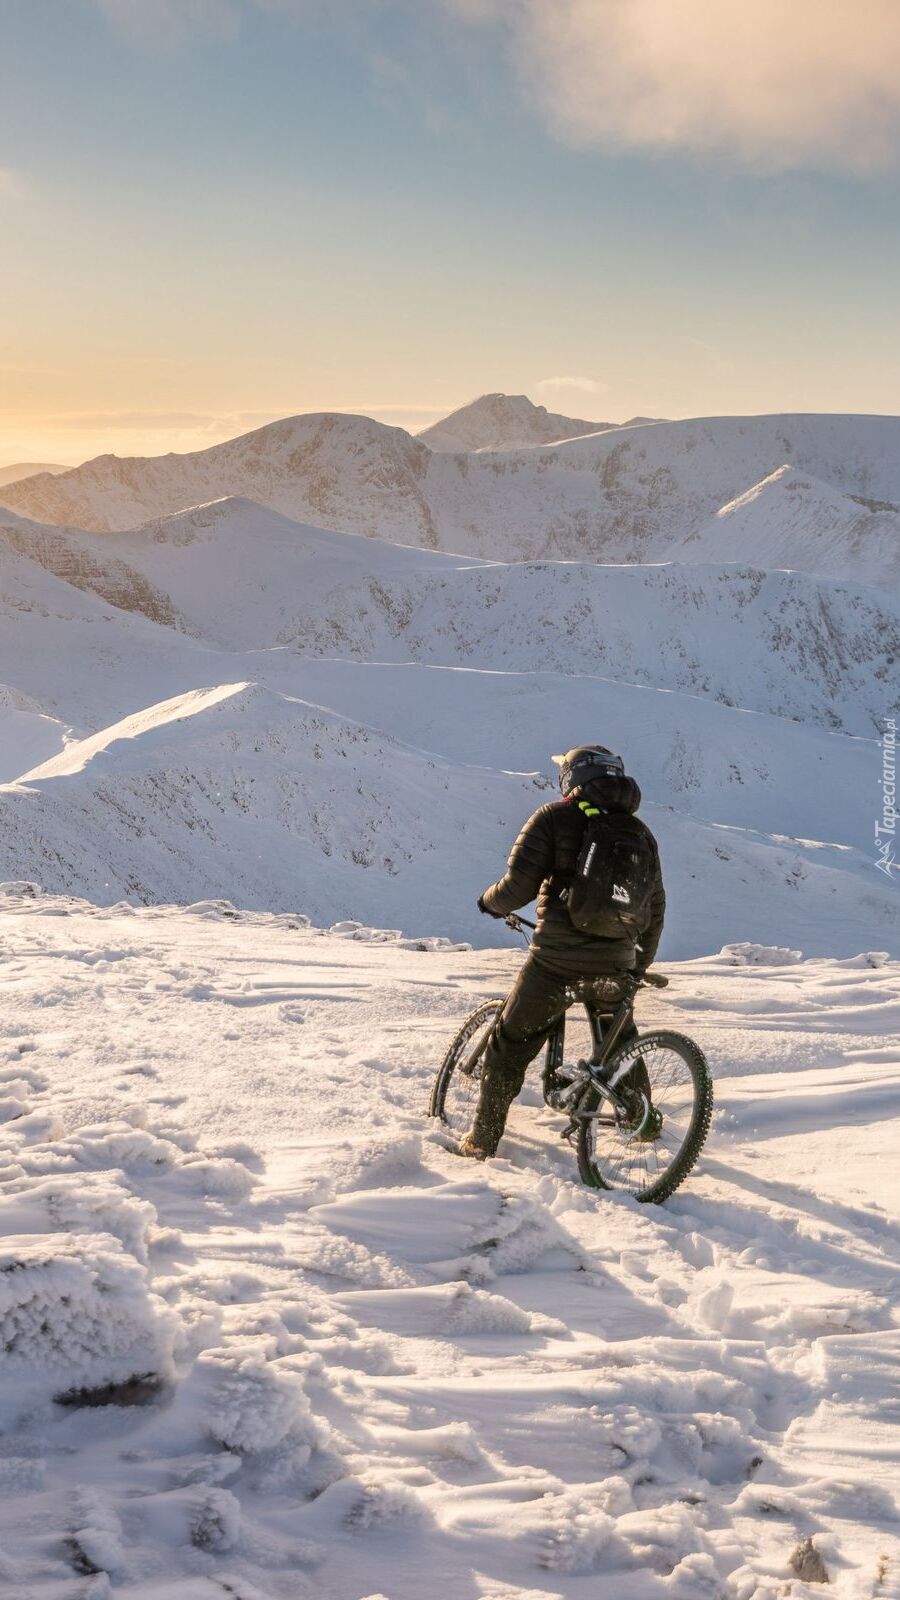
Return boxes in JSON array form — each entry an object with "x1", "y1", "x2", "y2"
[{"x1": 3, "y1": 0, "x2": 900, "y2": 465}]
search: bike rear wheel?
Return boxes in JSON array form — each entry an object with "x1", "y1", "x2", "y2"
[
  {"x1": 430, "y1": 999, "x2": 504, "y2": 1143},
  {"x1": 576, "y1": 1030, "x2": 712, "y2": 1203}
]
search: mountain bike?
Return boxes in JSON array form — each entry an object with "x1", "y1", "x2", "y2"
[{"x1": 430, "y1": 914, "x2": 712, "y2": 1203}]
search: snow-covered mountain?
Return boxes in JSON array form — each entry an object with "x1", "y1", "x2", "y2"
[
  {"x1": 3, "y1": 682, "x2": 545, "y2": 934},
  {"x1": 671, "y1": 463, "x2": 900, "y2": 588},
  {"x1": 418, "y1": 392, "x2": 616, "y2": 451},
  {"x1": 3, "y1": 497, "x2": 895, "y2": 949},
  {"x1": 0, "y1": 413, "x2": 438, "y2": 545},
  {"x1": 4, "y1": 497, "x2": 895, "y2": 734},
  {"x1": 4, "y1": 410, "x2": 900, "y2": 587},
  {"x1": 0, "y1": 460, "x2": 67, "y2": 487},
  {"x1": 1, "y1": 409, "x2": 897, "y2": 955},
  {"x1": 4, "y1": 680, "x2": 895, "y2": 954}
]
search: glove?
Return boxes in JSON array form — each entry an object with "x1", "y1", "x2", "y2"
[{"x1": 477, "y1": 894, "x2": 503, "y2": 919}]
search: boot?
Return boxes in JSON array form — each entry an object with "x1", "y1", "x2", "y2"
[{"x1": 458, "y1": 1132, "x2": 489, "y2": 1161}]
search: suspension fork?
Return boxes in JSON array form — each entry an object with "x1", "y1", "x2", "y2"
[{"x1": 459, "y1": 1021, "x2": 497, "y2": 1078}]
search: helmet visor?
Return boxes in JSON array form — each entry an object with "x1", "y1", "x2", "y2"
[{"x1": 554, "y1": 747, "x2": 625, "y2": 795}]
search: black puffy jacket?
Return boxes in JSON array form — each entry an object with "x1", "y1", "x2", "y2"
[{"x1": 481, "y1": 776, "x2": 665, "y2": 977}]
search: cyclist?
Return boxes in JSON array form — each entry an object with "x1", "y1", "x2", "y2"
[{"x1": 459, "y1": 745, "x2": 665, "y2": 1160}]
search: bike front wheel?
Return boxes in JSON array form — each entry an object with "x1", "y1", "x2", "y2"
[
  {"x1": 430, "y1": 998, "x2": 504, "y2": 1143},
  {"x1": 576, "y1": 1030, "x2": 712, "y2": 1203}
]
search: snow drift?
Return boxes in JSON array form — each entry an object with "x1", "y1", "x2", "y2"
[{"x1": 0, "y1": 890, "x2": 896, "y2": 1595}]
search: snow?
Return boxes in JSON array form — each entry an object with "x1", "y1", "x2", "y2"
[
  {"x1": 1, "y1": 393, "x2": 897, "y2": 1592},
  {"x1": 671, "y1": 463, "x2": 900, "y2": 589},
  {"x1": 417, "y1": 392, "x2": 617, "y2": 452},
  {"x1": 7, "y1": 495, "x2": 898, "y2": 735},
  {"x1": 0, "y1": 684, "x2": 70, "y2": 781},
  {"x1": 0, "y1": 1230, "x2": 182, "y2": 1431},
  {"x1": 0, "y1": 888, "x2": 896, "y2": 1597},
  {"x1": 5, "y1": 410, "x2": 900, "y2": 585},
  {"x1": 0, "y1": 526, "x2": 216, "y2": 727},
  {"x1": 1, "y1": 487, "x2": 897, "y2": 952},
  {"x1": 0, "y1": 675, "x2": 894, "y2": 954}
]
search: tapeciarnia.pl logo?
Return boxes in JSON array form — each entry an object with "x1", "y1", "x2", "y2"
[{"x1": 875, "y1": 716, "x2": 897, "y2": 878}]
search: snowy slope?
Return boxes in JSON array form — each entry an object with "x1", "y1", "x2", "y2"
[
  {"x1": 279, "y1": 658, "x2": 881, "y2": 849},
  {"x1": 3, "y1": 682, "x2": 896, "y2": 955},
  {"x1": 0, "y1": 505, "x2": 189, "y2": 629},
  {"x1": 418, "y1": 392, "x2": 615, "y2": 451},
  {"x1": 0, "y1": 889, "x2": 897, "y2": 1598},
  {"x1": 0, "y1": 501, "x2": 896, "y2": 953},
  {"x1": 2, "y1": 682, "x2": 550, "y2": 938},
  {"x1": 4, "y1": 410, "x2": 900, "y2": 581},
  {"x1": 672, "y1": 464, "x2": 900, "y2": 588},
  {"x1": 68, "y1": 496, "x2": 479, "y2": 650},
  {"x1": 266, "y1": 553, "x2": 895, "y2": 737},
  {"x1": 5, "y1": 497, "x2": 897, "y2": 735},
  {"x1": 0, "y1": 530, "x2": 217, "y2": 728},
  {"x1": 0, "y1": 687, "x2": 69, "y2": 783}
]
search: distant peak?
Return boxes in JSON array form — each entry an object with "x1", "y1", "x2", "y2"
[
  {"x1": 0, "y1": 461, "x2": 69, "y2": 489},
  {"x1": 419, "y1": 391, "x2": 615, "y2": 453}
]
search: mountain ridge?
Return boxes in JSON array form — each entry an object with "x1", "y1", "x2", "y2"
[
  {"x1": 4, "y1": 411, "x2": 900, "y2": 586},
  {"x1": 2, "y1": 496, "x2": 895, "y2": 733},
  {"x1": 5, "y1": 677, "x2": 895, "y2": 954}
]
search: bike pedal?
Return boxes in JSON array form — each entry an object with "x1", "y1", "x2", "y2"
[{"x1": 559, "y1": 1119, "x2": 579, "y2": 1143}]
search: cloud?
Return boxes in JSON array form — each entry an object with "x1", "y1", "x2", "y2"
[
  {"x1": 536, "y1": 376, "x2": 609, "y2": 397},
  {"x1": 483, "y1": 0, "x2": 900, "y2": 172},
  {"x1": 93, "y1": 0, "x2": 900, "y2": 170}
]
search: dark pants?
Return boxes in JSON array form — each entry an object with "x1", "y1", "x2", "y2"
[{"x1": 470, "y1": 954, "x2": 637, "y2": 1155}]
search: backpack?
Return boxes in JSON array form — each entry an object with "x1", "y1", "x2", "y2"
[{"x1": 562, "y1": 800, "x2": 655, "y2": 939}]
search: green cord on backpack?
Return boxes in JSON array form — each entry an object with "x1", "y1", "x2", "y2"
[{"x1": 563, "y1": 801, "x2": 655, "y2": 938}]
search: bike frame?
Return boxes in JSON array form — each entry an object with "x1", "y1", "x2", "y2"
[{"x1": 496, "y1": 914, "x2": 659, "y2": 1129}]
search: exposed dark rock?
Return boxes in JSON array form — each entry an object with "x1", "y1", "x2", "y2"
[{"x1": 789, "y1": 1536, "x2": 830, "y2": 1583}]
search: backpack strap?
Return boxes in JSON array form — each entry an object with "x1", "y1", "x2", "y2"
[{"x1": 577, "y1": 799, "x2": 603, "y2": 819}]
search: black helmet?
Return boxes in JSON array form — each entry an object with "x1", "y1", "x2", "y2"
[{"x1": 552, "y1": 744, "x2": 625, "y2": 797}]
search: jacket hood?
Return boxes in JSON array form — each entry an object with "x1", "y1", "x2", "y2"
[{"x1": 578, "y1": 773, "x2": 642, "y2": 815}]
